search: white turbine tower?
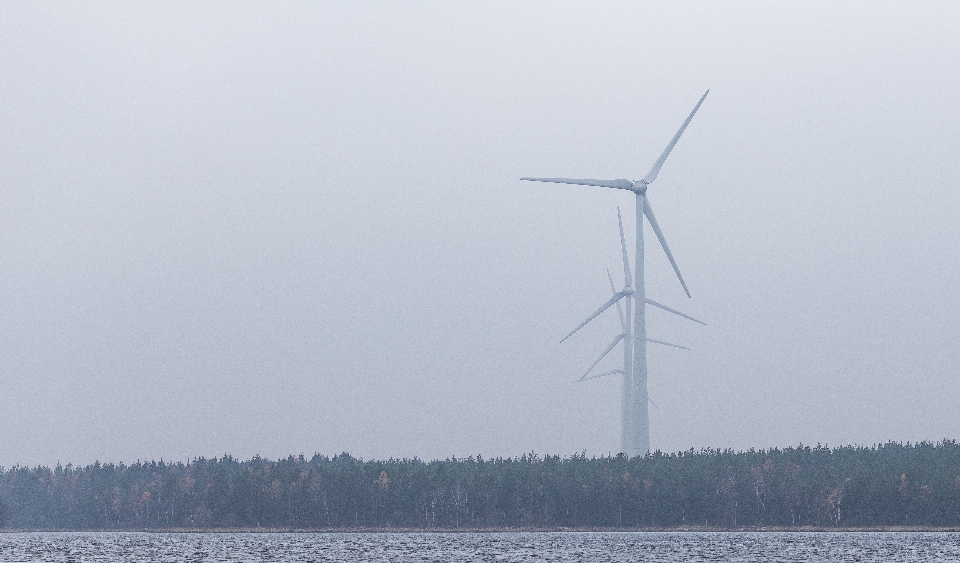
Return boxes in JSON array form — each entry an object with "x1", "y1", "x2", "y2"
[{"x1": 522, "y1": 90, "x2": 709, "y2": 456}]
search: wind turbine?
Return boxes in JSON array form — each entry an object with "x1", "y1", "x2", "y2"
[
  {"x1": 563, "y1": 208, "x2": 705, "y2": 455},
  {"x1": 522, "y1": 90, "x2": 709, "y2": 456}
]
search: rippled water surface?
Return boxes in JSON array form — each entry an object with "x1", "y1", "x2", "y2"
[{"x1": 1, "y1": 531, "x2": 958, "y2": 562}]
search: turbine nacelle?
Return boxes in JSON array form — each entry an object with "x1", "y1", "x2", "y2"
[{"x1": 601, "y1": 179, "x2": 647, "y2": 194}]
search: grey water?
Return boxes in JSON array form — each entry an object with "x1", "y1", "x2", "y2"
[{"x1": 1, "y1": 531, "x2": 958, "y2": 562}]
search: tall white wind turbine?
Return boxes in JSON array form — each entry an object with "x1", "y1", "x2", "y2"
[{"x1": 522, "y1": 90, "x2": 709, "y2": 456}]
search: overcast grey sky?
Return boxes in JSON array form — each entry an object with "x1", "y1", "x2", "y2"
[{"x1": 2, "y1": 2, "x2": 959, "y2": 467}]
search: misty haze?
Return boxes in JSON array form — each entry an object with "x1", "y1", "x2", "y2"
[{"x1": 1, "y1": 2, "x2": 959, "y2": 472}]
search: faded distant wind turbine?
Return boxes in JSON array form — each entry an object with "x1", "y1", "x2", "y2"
[
  {"x1": 522, "y1": 90, "x2": 709, "y2": 456},
  {"x1": 567, "y1": 208, "x2": 704, "y2": 454}
]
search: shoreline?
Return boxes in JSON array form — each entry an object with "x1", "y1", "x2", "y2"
[{"x1": 4, "y1": 526, "x2": 960, "y2": 533}]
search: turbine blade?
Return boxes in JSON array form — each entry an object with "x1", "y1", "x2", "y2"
[
  {"x1": 647, "y1": 338, "x2": 690, "y2": 350},
  {"x1": 643, "y1": 198, "x2": 691, "y2": 298},
  {"x1": 643, "y1": 89, "x2": 709, "y2": 184},
  {"x1": 645, "y1": 298, "x2": 706, "y2": 325},
  {"x1": 520, "y1": 177, "x2": 635, "y2": 191},
  {"x1": 608, "y1": 269, "x2": 627, "y2": 333},
  {"x1": 649, "y1": 395, "x2": 661, "y2": 411},
  {"x1": 560, "y1": 291, "x2": 629, "y2": 343},
  {"x1": 578, "y1": 333, "x2": 625, "y2": 381},
  {"x1": 578, "y1": 368, "x2": 623, "y2": 383},
  {"x1": 617, "y1": 207, "x2": 632, "y2": 287}
]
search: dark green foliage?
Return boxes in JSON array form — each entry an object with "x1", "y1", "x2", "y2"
[{"x1": 2, "y1": 441, "x2": 960, "y2": 529}]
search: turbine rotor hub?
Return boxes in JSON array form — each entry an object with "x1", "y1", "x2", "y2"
[{"x1": 631, "y1": 180, "x2": 648, "y2": 194}]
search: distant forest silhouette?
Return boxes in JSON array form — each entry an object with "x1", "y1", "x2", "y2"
[{"x1": 2, "y1": 441, "x2": 960, "y2": 530}]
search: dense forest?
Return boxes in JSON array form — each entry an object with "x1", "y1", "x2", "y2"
[{"x1": 2, "y1": 441, "x2": 960, "y2": 530}]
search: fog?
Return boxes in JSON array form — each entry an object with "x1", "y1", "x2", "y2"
[{"x1": 2, "y1": 2, "x2": 959, "y2": 467}]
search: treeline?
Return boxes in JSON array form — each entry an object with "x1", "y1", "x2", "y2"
[{"x1": 2, "y1": 441, "x2": 960, "y2": 530}]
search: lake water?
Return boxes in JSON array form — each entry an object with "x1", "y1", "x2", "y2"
[{"x1": 0, "y1": 531, "x2": 958, "y2": 562}]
